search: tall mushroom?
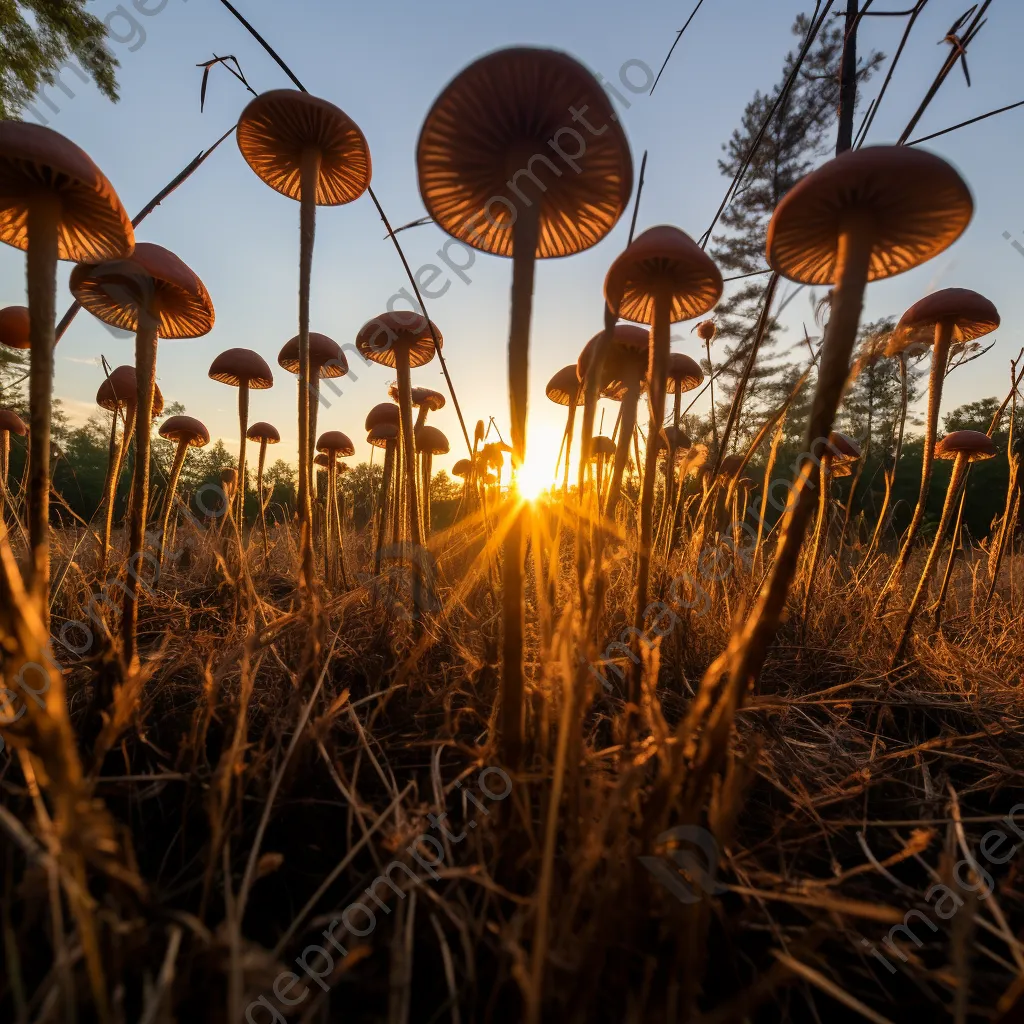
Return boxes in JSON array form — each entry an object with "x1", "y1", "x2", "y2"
[
  {"x1": 367, "y1": 421, "x2": 399, "y2": 574},
  {"x1": 316, "y1": 429, "x2": 354, "y2": 586},
  {"x1": 238, "y1": 92, "x2": 370, "y2": 598},
  {"x1": 390, "y1": 384, "x2": 446, "y2": 431},
  {"x1": 70, "y1": 242, "x2": 214, "y2": 668},
  {"x1": 246, "y1": 421, "x2": 280, "y2": 558},
  {"x1": 0, "y1": 123, "x2": 134, "y2": 624},
  {"x1": 893, "y1": 430, "x2": 996, "y2": 661},
  {"x1": 0, "y1": 408, "x2": 27, "y2": 523},
  {"x1": 545, "y1": 365, "x2": 586, "y2": 498},
  {"x1": 879, "y1": 288, "x2": 998, "y2": 600},
  {"x1": 156, "y1": 415, "x2": 209, "y2": 573},
  {"x1": 95, "y1": 364, "x2": 137, "y2": 569},
  {"x1": 590, "y1": 435, "x2": 616, "y2": 506},
  {"x1": 415, "y1": 424, "x2": 449, "y2": 537},
  {"x1": 209, "y1": 347, "x2": 274, "y2": 524},
  {"x1": 417, "y1": 46, "x2": 632, "y2": 765},
  {"x1": 663, "y1": 351, "x2": 703, "y2": 541}
]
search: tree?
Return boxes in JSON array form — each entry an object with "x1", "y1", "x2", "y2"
[{"x1": 0, "y1": 2, "x2": 118, "y2": 119}]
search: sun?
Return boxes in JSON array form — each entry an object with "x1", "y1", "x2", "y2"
[{"x1": 515, "y1": 458, "x2": 551, "y2": 502}]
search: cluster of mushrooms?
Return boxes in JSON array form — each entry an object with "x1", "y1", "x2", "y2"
[{"x1": 0, "y1": 46, "x2": 1008, "y2": 762}]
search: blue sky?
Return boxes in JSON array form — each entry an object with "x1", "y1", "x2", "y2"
[{"x1": 4, "y1": 0, "x2": 1023, "y2": 479}]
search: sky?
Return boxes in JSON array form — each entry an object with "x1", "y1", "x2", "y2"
[{"x1": 4, "y1": 0, "x2": 1024, "y2": 485}]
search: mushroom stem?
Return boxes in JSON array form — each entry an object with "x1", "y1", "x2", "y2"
[
  {"x1": 257, "y1": 437, "x2": 269, "y2": 560},
  {"x1": 374, "y1": 439, "x2": 396, "y2": 575},
  {"x1": 100, "y1": 407, "x2": 118, "y2": 516},
  {"x1": 882, "y1": 320, "x2": 953, "y2": 598},
  {"x1": 25, "y1": 196, "x2": 60, "y2": 628},
  {"x1": 562, "y1": 398, "x2": 578, "y2": 500},
  {"x1": 893, "y1": 451, "x2": 967, "y2": 663},
  {"x1": 121, "y1": 319, "x2": 160, "y2": 668},
  {"x1": 801, "y1": 452, "x2": 833, "y2": 628},
  {"x1": 158, "y1": 437, "x2": 189, "y2": 574},
  {"x1": 865, "y1": 355, "x2": 909, "y2": 564},
  {"x1": 604, "y1": 366, "x2": 642, "y2": 522},
  {"x1": 237, "y1": 383, "x2": 249, "y2": 529},
  {"x1": 396, "y1": 348, "x2": 422, "y2": 555},
  {"x1": 934, "y1": 472, "x2": 968, "y2": 627},
  {"x1": 705, "y1": 337, "x2": 718, "y2": 451},
  {"x1": 631, "y1": 291, "x2": 671, "y2": 705},
  {"x1": 325, "y1": 458, "x2": 336, "y2": 586},
  {"x1": 101, "y1": 405, "x2": 133, "y2": 575},
  {"x1": 297, "y1": 147, "x2": 321, "y2": 597},
  {"x1": 423, "y1": 451, "x2": 433, "y2": 537}
]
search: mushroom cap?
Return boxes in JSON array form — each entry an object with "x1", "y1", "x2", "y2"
[
  {"x1": 356, "y1": 312, "x2": 441, "y2": 370},
  {"x1": 96, "y1": 365, "x2": 137, "y2": 410},
  {"x1": 69, "y1": 242, "x2": 215, "y2": 339},
  {"x1": 934, "y1": 429, "x2": 997, "y2": 462},
  {"x1": 605, "y1": 226, "x2": 724, "y2": 325},
  {"x1": 0, "y1": 306, "x2": 30, "y2": 350},
  {"x1": 236, "y1": 90, "x2": 371, "y2": 205},
  {"x1": 546, "y1": 365, "x2": 585, "y2": 407},
  {"x1": 0, "y1": 122, "x2": 134, "y2": 261},
  {"x1": 664, "y1": 352, "x2": 703, "y2": 393},
  {"x1": 0, "y1": 408, "x2": 27, "y2": 435},
  {"x1": 886, "y1": 288, "x2": 1000, "y2": 356},
  {"x1": 591, "y1": 435, "x2": 616, "y2": 458},
  {"x1": 417, "y1": 47, "x2": 632, "y2": 259},
  {"x1": 451, "y1": 458, "x2": 473, "y2": 478},
  {"x1": 367, "y1": 423, "x2": 399, "y2": 448},
  {"x1": 247, "y1": 421, "x2": 281, "y2": 443},
  {"x1": 209, "y1": 347, "x2": 274, "y2": 389},
  {"x1": 387, "y1": 384, "x2": 447, "y2": 411},
  {"x1": 719, "y1": 453, "x2": 745, "y2": 477},
  {"x1": 277, "y1": 332, "x2": 347, "y2": 378},
  {"x1": 695, "y1": 319, "x2": 717, "y2": 342},
  {"x1": 365, "y1": 403, "x2": 401, "y2": 432},
  {"x1": 416, "y1": 424, "x2": 449, "y2": 455},
  {"x1": 663, "y1": 425, "x2": 691, "y2": 450},
  {"x1": 766, "y1": 146, "x2": 973, "y2": 285},
  {"x1": 576, "y1": 324, "x2": 650, "y2": 400},
  {"x1": 316, "y1": 430, "x2": 355, "y2": 456},
  {"x1": 828, "y1": 432, "x2": 862, "y2": 460},
  {"x1": 831, "y1": 461, "x2": 853, "y2": 478},
  {"x1": 219, "y1": 467, "x2": 237, "y2": 485},
  {"x1": 158, "y1": 414, "x2": 209, "y2": 447}
]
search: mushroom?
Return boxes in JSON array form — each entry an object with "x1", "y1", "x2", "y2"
[
  {"x1": 238, "y1": 90, "x2": 370, "y2": 597},
  {"x1": 880, "y1": 288, "x2": 998, "y2": 599},
  {"x1": 246, "y1": 421, "x2": 281, "y2": 558},
  {"x1": 356, "y1": 314, "x2": 440, "y2": 566},
  {"x1": 219, "y1": 467, "x2": 238, "y2": 526},
  {"x1": 546, "y1": 365, "x2": 586, "y2": 498},
  {"x1": 693, "y1": 319, "x2": 719, "y2": 447},
  {"x1": 662, "y1": 351, "x2": 703, "y2": 541},
  {"x1": 116, "y1": 377, "x2": 165, "y2": 537},
  {"x1": 590, "y1": 434, "x2": 617, "y2": 505},
  {"x1": 156, "y1": 415, "x2": 209, "y2": 573},
  {"x1": 209, "y1": 347, "x2": 274, "y2": 525},
  {"x1": 417, "y1": 45, "x2": 632, "y2": 765},
  {"x1": 391, "y1": 384, "x2": 447, "y2": 431},
  {"x1": 0, "y1": 123, "x2": 134, "y2": 623},
  {"x1": 0, "y1": 306, "x2": 30, "y2": 351},
  {"x1": 367, "y1": 422, "x2": 399, "y2": 574},
  {"x1": 706, "y1": 146, "x2": 972, "y2": 711},
  {"x1": 415, "y1": 424, "x2": 449, "y2": 537},
  {"x1": 894, "y1": 430, "x2": 997, "y2": 661},
  {"x1": 70, "y1": 242, "x2": 214, "y2": 667},
  {"x1": 316, "y1": 429, "x2": 354, "y2": 587},
  {"x1": 0, "y1": 408, "x2": 27, "y2": 523}
]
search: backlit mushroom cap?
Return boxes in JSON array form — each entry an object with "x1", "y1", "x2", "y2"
[
  {"x1": 415, "y1": 424, "x2": 449, "y2": 455},
  {"x1": 766, "y1": 146, "x2": 973, "y2": 285},
  {"x1": 387, "y1": 384, "x2": 447, "y2": 412},
  {"x1": 356, "y1": 312, "x2": 440, "y2": 370},
  {"x1": 159, "y1": 415, "x2": 209, "y2": 447},
  {"x1": 316, "y1": 430, "x2": 355, "y2": 457},
  {"x1": 417, "y1": 47, "x2": 632, "y2": 259},
  {"x1": 664, "y1": 352, "x2": 703, "y2": 393},
  {"x1": 719, "y1": 453, "x2": 745, "y2": 478},
  {"x1": 576, "y1": 323, "x2": 651, "y2": 399},
  {"x1": 96, "y1": 365, "x2": 137, "y2": 410},
  {"x1": 886, "y1": 288, "x2": 1000, "y2": 356},
  {"x1": 236, "y1": 90, "x2": 371, "y2": 205},
  {"x1": 695, "y1": 320, "x2": 717, "y2": 342},
  {"x1": 367, "y1": 423, "x2": 399, "y2": 448},
  {"x1": 313, "y1": 453, "x2": 334, "y2": 469},
  {"x1": 934, "y1": 430, "x2": 997, "y2": 462},
  {"x1": 247, "y1": 421, "x2": 281, "y2": 444},
  {"x1": 220, "y1": 467, "x2": 237, "y2": 485},
  {"x1": 605, "y1": 226, "x2": 723, "y2": 325},
  {"x1": 0, "y1": 306, "x2": 30, "y2": 350},
  {"x1": 0, "y1": 122, "x2": 134, "y2": 260},
  {"x1": 832, "y1": 462, "x2": 853, "y2": 478},
  {"x1": 737, "y1": 476, "x2": 757, "y2": 490},
  {"x1": 365, "y1": 403, "x2": 401, "y2": 431},
  {"x1": 546, "y1": 365, "x2": 585, "y2": 407},
  {"x1": 663, "y1": 425, "x2": 691, "y2": 450},
  {"x1": 277, "y1": 332, "x2": 347, "y2": 378},
  {"x1": 209, "y1": 347, "x2": 274, "y2": 389},
  {"x1": 451, "y1": 458, "x2": 473, "y2": 478},
  {"x1": 827, "y1": 432, "x2": 862, "y2": 461},
  {"x1": 70, "y1": 242, "x2": 215, "y2": 339},
  {"x1": 590, "y1": 435, "x2": 616, "y2": 459},
  {"x1": 0, "y1": 408, "x2": 27, "y2": 435}
]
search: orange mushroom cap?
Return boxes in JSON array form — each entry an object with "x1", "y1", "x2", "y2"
[
  {"x1": 70, "y1": 242, "x2": 215, "y2": 339},
  {"x1": 0, "y1": 408, "x2": 27, "y2": 435},
  {"x1": 237, "y1": 90, "x2": 371, "y2": 205},
  {"x1": 935, "y1": 430, "x2": 997, "y2": 462},
  {"x1": 220, "y1": 467, "x2": 237, "y2": 485},
  {"x1": 719, "y1": 453, "x2": 745, "y2": 478},
  {"x1": 367, "y1": 423, "x2": 399, "y2": 448},
  {"x1": 0, "y1": 306, "x2": 30, "y2": 350},
  {"x1": 605, "y1": 226, "x2": 723, "y2": 325},
  {"x1": 590, "y1": 435, "x2": 616, "y2": 459},
  {"x1": 767, "y1": 146, "x2": 973, "y2": 285},
  {"x1": 159, "y1": 415, "x2": 209, "y2": 447},
  {"x1": 663, "y1": 425, "x2": 691, "y2": 450},
  {"x1": 96, "y1": 365, "x2": 136, "y2": 410},
  {"x1": 316, "y1": 430, "x2": 355, "y2": 457},
  {"x1": 545, "y1": 365, "x2": 585, "y2": 407},
  {"x1": 576, "y1": 324, "x2": 650, "y2": 400},
  {"x1": 695, "y1": 320, "x2": 717, "y2": 343},
  {"x1": 277, "y1": 332, "x2": 347, "y2": 378},
  {"x1": 365, "y1": 403, "x2": 401, "y2": 431},
  {"x1": 0, "y1": 122, "x2": 134, "y2": 261},
  {"x1": 417, "y1": 46, "x2": 632, "y2": 259},
  {"x1": 886, "y1": 288, "x2": 999, "y2": 357},
  {"x1": 415, "y1": 424, "x2": 449, "y2": 455},
  {"x1": 827, "y1": 432, "x2": 862, "y2": 461},
  {"x1": 665, "y1": 352, "x2": 704, "y2": 393},
  {"x1": 451, "y1": 458, "x2": 473, "y2": 478},
  {"x1": 209, "y1": 347, "x2": 274, "y2": 389},
  {"x1": 356, "y1": 312, "x2": 440, "y2": 369},
  {"x1": 247, "y1": 421, "x2": 280, "y2": 444},
  {"x1": 388, "y1": 384, "x2": 446, "y2": 411}
]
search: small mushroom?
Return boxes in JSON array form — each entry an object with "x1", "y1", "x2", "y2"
[
  {"x1": 415, "y1": 424, "x2": 449, "y2": 537},
  {"x1": 316, "y1": 430, "x2": 354, "y2": 587},
  {"x1": 693, "y1": 319, "x2": 719, "y2": 446},
  {"x1": 0, "y1": 408, "x2": 27, "y2": 523},
  {"x1": 546, "y1": 365, "x2": 586, "y2": 498},
  {"x1": 246, "y1": 421, "x2": 281, "y2": 558},
  {"x1": 156, "y1": 415, "x2": 209, "y2": 572},
  {"x1": 0, "y1": 306, "x2": 30, "y2": 350},
  {"x1": 367, "y1": 422, "x2": 399, "y2": 574}
]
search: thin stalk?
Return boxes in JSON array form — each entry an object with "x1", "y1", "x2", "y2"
[
  {"x1": 604, "y1": 369, "x2": 642, "y2": 521},
  {"x1": 374, "y1": 441, "x2": 395, "y2": 574},
  {"x1": 237, "y1": 383, "x2": 249, "y2": 528},
  {"x1": 562, "y1": 398, "x2": 578, "y2": 499},
  {"x1": 157, "y1": 438, "x2": 189, "y2": 574},
  {"x1": 933, "y1": 472, "x2": 967, "y2": 627},
  {"x1": 257, "y1": 438, "x2": 269, "y2": 559},
  {"x1": 705, "y1": 337, "x2": 718, "y2": 449},
  {"x1": 865, "y1": 356, "x2": 909, "y2": 562},
  {"x1": 801, "y1": 453, "x2": 833, "y2": 627}
]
